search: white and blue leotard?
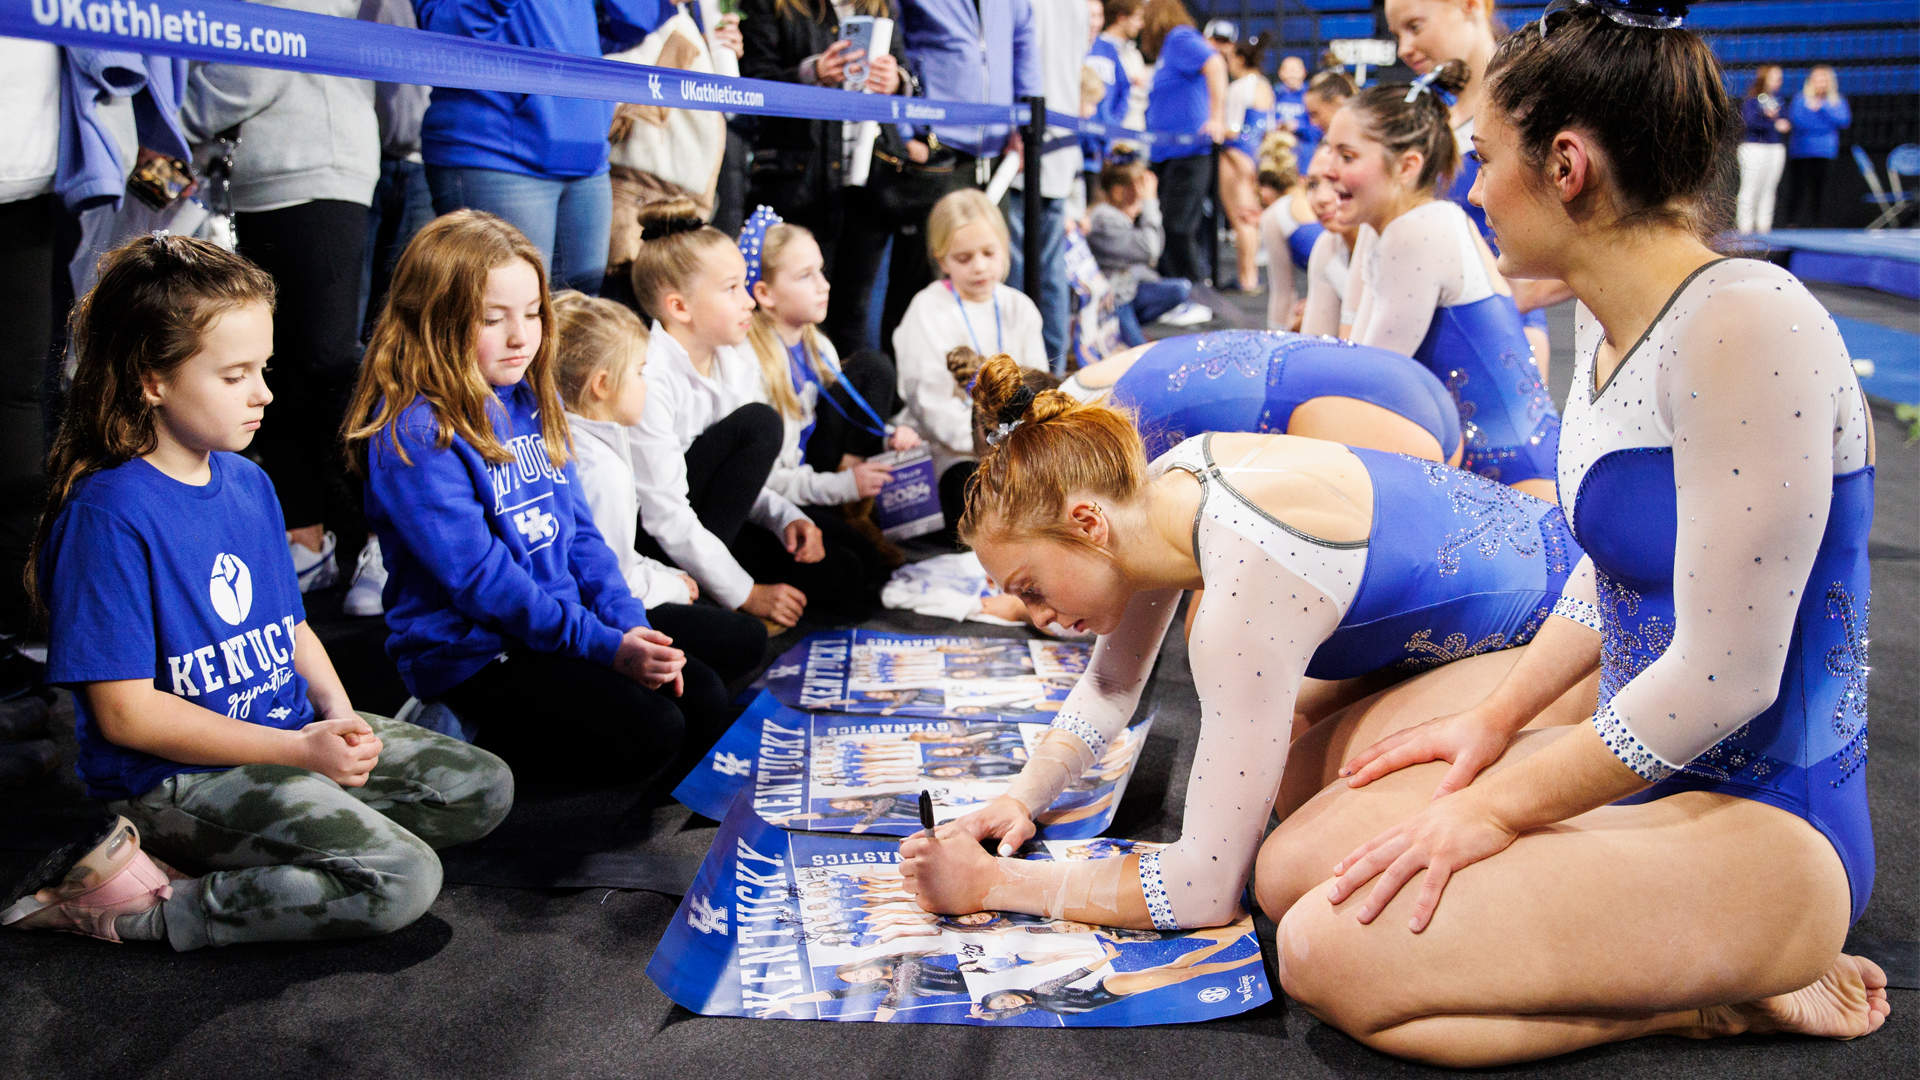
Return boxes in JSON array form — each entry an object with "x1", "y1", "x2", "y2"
[
  {"x1": 1088, "y1": 331, "x2": 1462, "y2": 462},
  {"x1": 1002, "y1": 434, "x2": 1591, "y2": 929},
  {"x1": 1559, "y1": 258, "x2": 1875, "y2": 922},
  {"x1": 1353, "y1": 200, "x2": 1560, "y2": 485}
]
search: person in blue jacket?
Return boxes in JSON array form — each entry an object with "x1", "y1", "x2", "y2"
[
  {"x1": 346, "y1": 210, "x2": 730, "y2": 793},
  {"x1": 1141, "y1": 0, "x2": 1226, "y2": 286},
  {"x1": 415, "y1": 0, "x2": 664, "y2": 296},
  {"x1": 1784, "y1": 65, "x2": 1851, "y2": 228},
  {"x1": 864, "y1": 0, "x2": 1040, "y2": 354}
]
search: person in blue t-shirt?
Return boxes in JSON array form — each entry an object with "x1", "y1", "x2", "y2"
[
  {"x1": 4, "y1": 236, "x2": 512, "y2": 950},
  {"x1": 1141, "y1": 0, "x2": 1227, "y2": 286},
  {"x1": 346, "y1": 211, "x2": 734, "y2": 794},
  {"x1": 1273, "y1": 55, "x2": 1318, "y2": 163}
]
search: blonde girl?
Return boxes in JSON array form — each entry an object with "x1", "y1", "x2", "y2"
[
  {"x1": 6, "y1": 234, "x2": 510, "y2": 950},
  {"x1": 345, "y1": 210, "x2": 718, "y2": 794},
  {"x1": 891, "y1": 189, "x2": 1048, "y2": 534},
  {"x1": 626, "y1": 196, "x2": 864, "y2": 630},
  {"x1": 553, "y1": 291, "x2": 768, "y2": 687}
]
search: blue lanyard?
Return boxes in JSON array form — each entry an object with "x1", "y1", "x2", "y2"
[
  {"x1": 946, "y1": 281, "x2": 1003, "y2": 356},
  {"x1": 794, "y1": 339, "x2": 891, "y2": 440}
]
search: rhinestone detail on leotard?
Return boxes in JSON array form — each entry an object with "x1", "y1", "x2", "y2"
[
  {"x1": 1138, "y1": 849, "x2": 1178, "y2": 930},
  {"x1": 1824, "y1": 582, "x2": 1871, "y2": 787},
  {"x1": 1424, "y1": 462, "x2": 1541, "y2": 575},
  {"x1": 1050, "y1": 712, "x2": 1108, "y2": 758},
  {"x1": 1592, "y1": 700, "x2": 1677, "y2": 782},
  {"x1": 1551, "y1": 596, "x2": 1605, "y2": 633}
]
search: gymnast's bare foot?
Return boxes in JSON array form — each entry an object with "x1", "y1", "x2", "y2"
[{"x1": 1698, "y1": 954, "x2": 1891, "y2": 1041}]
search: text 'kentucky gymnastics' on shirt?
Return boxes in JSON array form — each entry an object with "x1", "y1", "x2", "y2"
[{"x1": 42, "y1": 453, "x2": 314, "y2": 800}]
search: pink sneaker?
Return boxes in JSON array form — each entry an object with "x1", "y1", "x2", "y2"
[{"x1": 1, "y1": 816, "x2": 174, "y2": 943}]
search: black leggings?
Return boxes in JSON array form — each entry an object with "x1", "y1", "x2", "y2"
[
  {"x1": 1154, "y1": 153, "x2": 1213, "y2": 284},
  {"x1": 646, "y1": 601, "x2": 767, "y2": 686},
  {"x1": 0, "y1": 195, "x2": 55, "y2": 634},
  {"x1": 640, "y1": 402, "x2": 876, "y2": 615},
  {"x1": 1783, "y1": 156, "x2": 1832, "y2": 227},
  {"x1": 236, "y1": 199, "x2": 370, "y2": 531},
  {"x1": 440, "y1": 648, "x2": 729, "y2": 794},
  {"x1": 938, "y1": 460, "x2": 979, "y2": 543},
  {"x1": 804, "y1": 350, "x2": 902, "y2": 470}
]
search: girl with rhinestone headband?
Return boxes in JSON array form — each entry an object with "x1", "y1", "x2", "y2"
[
  {"x1": 1251, "y1": 0, "x2": 1886, "y2": 1064},
  {"x1": 897, "y1": 353, "x2": 1596, "y2": 944},
  {"x1": 1318, "y1": 58, "x2": 1561, "y2": 499}
]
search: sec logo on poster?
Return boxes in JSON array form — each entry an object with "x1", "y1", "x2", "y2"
[
  {"x1": 209, "y1": 553, "x2": 253, "y2": 626},
  {"x1": 1197, "y1": 986, "x2": 1230, "y2": 1004}
]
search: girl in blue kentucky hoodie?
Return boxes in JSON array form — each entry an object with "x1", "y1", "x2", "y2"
[{"x1": 348, "y1": 210, "x2": 732, "y2": 791}]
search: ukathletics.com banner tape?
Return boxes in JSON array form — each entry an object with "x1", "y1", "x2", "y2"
[{"x1": 1, "y1": 0, "x2": 1023, "y2": 129}]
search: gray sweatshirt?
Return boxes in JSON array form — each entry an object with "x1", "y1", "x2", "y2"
[
  {"x1": 1085, "y1": 197, "x2": 1165, "y2": 304},
  {"x1": 183, "y1": 0, "x2": 378, "y2": 211}
]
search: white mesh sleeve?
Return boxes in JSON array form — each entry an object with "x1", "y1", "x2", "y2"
[
  {"x1": 1549, "y1": 555, "x2": 1603, "y2": 633},
  {"x1": 1597, "y1": 276, "x2": 1859, "y2": 779},
  {"x1": 1353, "y1": 204, "x2": 1460, "y2": 357},
  {"x1": 1300, "y1": 230, "x2": 1344, "y2": 337},
  {"x1": 1143, "y1": 526, "x2": 1343, "y2": 928},
  {"x1": 1000, "y1": 589, "x2": 1181, "y2": 815}
]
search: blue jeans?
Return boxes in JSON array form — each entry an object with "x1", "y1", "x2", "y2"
[
  {"x1": 1004, "y1": 189, "x2": 1070, "y2": 372},
  {"x1": 1116, "y1": 278, "x2": 1192, "y2": 346},
  {"x1": 360, "y1": 158, "x2": 435, "y2": 339},
  {"x1": 425, "y1": 166, "x2": 613, "y2": 295}
]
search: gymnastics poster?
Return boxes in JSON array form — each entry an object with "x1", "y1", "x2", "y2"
[
  {"x1": 674, "y1": 691, "x2": 1152, "y2": 842},
  {"x1": 647, "y1": 791, "x2": 1272, "y2": 1026},
  {"x1": 764, "y1": 631, "x2": 1091, "y2": 724}
]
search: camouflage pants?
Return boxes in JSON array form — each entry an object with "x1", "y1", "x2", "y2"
[{"x1": 111, "y1": 714, "x2": 513, "y2": 951}]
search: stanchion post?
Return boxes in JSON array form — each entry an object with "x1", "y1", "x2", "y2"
[
  {"x1": 1022, "y1": 94, "x2": 1046, "y2": 306},
  {"x1": 1208, "y1": 144, "x2": 1223, "y2": 288}
]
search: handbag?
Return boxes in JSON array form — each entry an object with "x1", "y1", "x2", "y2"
[{"x1": 867, "y1": 126, "x2": 972, "y2": 223}]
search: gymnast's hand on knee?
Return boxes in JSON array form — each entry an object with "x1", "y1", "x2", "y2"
[
  {"x1": 1340, "y1": 710, "x2": 1513, "y2": 799},
  {"x1": 1326, "y1": 794, "x2": 1518, "y2": 933},
  {"x1": 614, "y1": 627, "x2": 687, "y2": 696},
  {"x1": 900, "y1": 824, "x2": 1000, "y2": 914},
  {"x1": 948, "y1": 794, "x2": 1038, "y2": 856}
]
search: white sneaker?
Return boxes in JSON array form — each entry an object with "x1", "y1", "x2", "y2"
[
  {"x1": 1155, "y1": 302, "x2": 1213, "y2": 327},
  {"x1": 342, "y1": 537, "x2": 387, "y2": 617},
  {"x1": 290, "y1": 531, "x2": 339, "y2": 594}
]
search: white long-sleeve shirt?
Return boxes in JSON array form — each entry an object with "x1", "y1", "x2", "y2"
[
  {"x1": 565, "y1": 411, "x2": 696, "y2": 609},
  {"x1": 892, "y1": 281, "x2": 1048, "y2": 477},
  {"x1": 749, "y1": 333, "x2": 863, "y2": 507},
  {"x1": 629, "y1": 324, "x2": 808, "y2": 609}
]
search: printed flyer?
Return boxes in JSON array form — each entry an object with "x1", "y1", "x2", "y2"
[
  {"x1": 646, "y1": 792, "x2": 1271, "y2": 1026},
  {"x1": 764, "y1": 631, "x2": 1091, "y2": 723},
  {"x1": 674, "y1": 691, "x2": 1150, "y2": 840}
]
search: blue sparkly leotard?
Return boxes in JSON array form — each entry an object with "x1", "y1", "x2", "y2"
[
  {"x1": 1229, "y1": 103, "x2": 1273, "y2": 163},
  {"x1": 1286, "y1": 220, "x2": 1324, "y2": 270},
  {"x1": 1560, "y1": 258, "x2": 1875, "y2": 922},
  {"x1": 1368, "y1": 202, "x2": 1560, "y2": 484},
  {"x1": 1105, "y1": 331, "x2": 1462, "y2": 462},
  {"x1": 1166, "y1": 436, "x2": 1582, "y2": 680}
]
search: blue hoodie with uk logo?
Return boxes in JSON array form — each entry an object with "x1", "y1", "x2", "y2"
[{"x1": 365, "y1": 381, "x2": 650, "y2": 699}]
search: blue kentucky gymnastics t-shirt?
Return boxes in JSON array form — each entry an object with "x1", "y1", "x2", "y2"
[{"x1": 43, "y1": 454, "x2": 315, "y2": 800}]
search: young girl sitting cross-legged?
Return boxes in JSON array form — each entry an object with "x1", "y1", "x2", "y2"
[
  {"x1": 346, "y1": 211, "x2": 729, "y2": 794},
  {"x1": 738, "y1": 206, "x2": 924, "y2": 591},
  {"x1": 552, "y1": 290, "x2": 769, "y2": 687},
  {"x1": 892, "y1": 189, "x2": 1049, "y2": 535},
  {"x1": 626, "y1": 197, "x2": 866, "y2": 630},
  {"x1": 3, "y1": 235, "x2": 513, "y2": 949}
]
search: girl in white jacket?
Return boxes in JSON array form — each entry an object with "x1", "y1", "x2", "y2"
[
  {"x1": 738, "y1": 207, "x2": 923, "y2": 588},
  {"x1": 626, "y1": 197, "x2": 867, "y2": 629},
  {"x1": 553, "y1": 291, "x2": 767, "y2": 685},
  {"x1": 891, "y1": 190, "x2": 1048, "y2": 536}
]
